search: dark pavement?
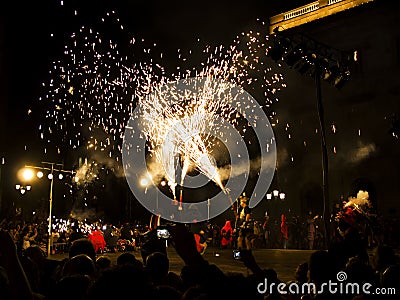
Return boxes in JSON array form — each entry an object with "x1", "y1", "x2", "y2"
[
  {"x1": 168, "y1": 247, "x2": 314, "y2": 282},
  {"x1": 50, "y1": 246, "x2": 314, "y2": 283}
]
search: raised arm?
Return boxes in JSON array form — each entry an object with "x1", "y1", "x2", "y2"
[{"x1": 0, "y1": 229, "x2": 34, "y2": 300}]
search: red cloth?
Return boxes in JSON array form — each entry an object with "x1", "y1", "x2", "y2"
[
  {"x1": 342, "y1": 207, "x2": 357, "y2": 226},
  {"x1": 194, "y1": 233, "x2": 204, "y2": 253},
  {"x1": 280, "y1": 214, "x2": 288, "y2": 240},
  {"x1": 220, "y1": 220, "x2": 233, "y2": 247},
  {"x1": 88, "y1": 230, "x2": 106, "y2": 253}
]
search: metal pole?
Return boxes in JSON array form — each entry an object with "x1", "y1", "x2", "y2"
[
  {"x1": 156, "y1": 189, "x2": 159, "y2": 212},
  {"x1": 207, "y1": 198, "x2": 210, "y2": 221},
  {"x1": 0, "y1": 163, "x2": 3, "y2": 217},
  {"x1": 315, "y1": 62, "x2": 330, "y2": 248},
  {"x1": 47, "y1": 164, "x2": 54, "y2": 256}
]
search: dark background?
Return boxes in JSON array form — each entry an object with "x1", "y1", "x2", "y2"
[{"x1": 1, "y1": 0, "x2": 399, "y2": 224}]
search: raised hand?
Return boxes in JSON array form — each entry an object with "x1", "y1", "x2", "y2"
[
  {"x1": 0, "y1": 229, "x2": 34, "y2": 300},
  {"x1": 167, "y1": 223, "x2": 205, "y2": 267},
  {"x1": 0, "y1": 229, "x2": 18, "y2": 263}
]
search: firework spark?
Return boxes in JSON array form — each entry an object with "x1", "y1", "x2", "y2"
[{"x1": 36, "y1": 9, "x2": 285, "y2": 199}]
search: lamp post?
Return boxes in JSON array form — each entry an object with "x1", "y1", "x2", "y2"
[
  {"x1": 0, "y1": 158, "x2": 4, "y2": 217},
  {"x1": 140, "y1": 174, "x2": 164, "y2": 214},
  {"x1": 24, "y1": 162, "x2": 75, "y2": 256}
]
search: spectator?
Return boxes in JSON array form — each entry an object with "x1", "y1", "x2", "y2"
[
  {"x1": 280, "y1": 214, "x2": 288, "y2": 249},
  {"x1": 67, "y1": 225, "x2": 85, "y2": 246},
  {"x1": 86, "y1": 264, "x2": 152, "y2": 300},
  {"x1": 88, "y1": 227, "x2": 106, "y2": 254},
  {"x1": 48, "y1": 274, "x2": 91, "y2": 300},
  {"x1": 194, "y1": 230, "x2": 208, "y2": 255},
  {"x1": 220, "y1": 220, "x2": 233, "y2": 249},
  {"x1": 140, "y1": 229, "x2": 167, "y2": 265},
  {"x1": 61, "y1": 254, "x2": 96, "y2": 279},
  {"x1": 145, "y1": 252, "x2": 181, "y2": 289},
  {"x1": 95, "y1": 256, "x2": 111, "y2": 272},
  {"x1": 18, "y1": 226, "x2": 38, "y2": 253},
  {"x1": 116, "y1": 252, "x2": 143, "y2": 270},
  {"x1": 0, "y1": 229, "x2": 36, "y2": 300},
  {"x1": 307, "y1": 211, "x2": 318, "y2": 250},
  {"x1": 69, "y1": 238, "x2": 96, "y2": 262},
  {"x1": 371, "y1": 245, "x2": 397, "y2": 275}
]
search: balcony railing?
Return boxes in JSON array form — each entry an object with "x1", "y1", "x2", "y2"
[
  {"x1": 270, "y1": 0, "x2": 374, "y2": 33},
  {"x1": 283, "y1": 3, "x2": 320, "y2": 21}
]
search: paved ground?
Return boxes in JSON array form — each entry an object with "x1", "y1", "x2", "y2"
[
  {"x1": 201, "y1": 248, "x2": 313, "y2": 282},
  {"x1": 50, "y1": 247, "x2": 314, "y2": 282}
]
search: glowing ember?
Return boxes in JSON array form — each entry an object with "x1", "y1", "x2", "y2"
[{"x1": 36, "y1": 9, "x2": 285, "y2": 199}]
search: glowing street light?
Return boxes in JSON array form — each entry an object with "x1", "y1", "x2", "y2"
[
  {"x1": 22, "y1": 168, "x2": 34, "y2": 181},
  {"x1": 140, "y1": 177, "x2": 150, "y2": 187},
  {"x1": 140, "y1": 173, "x2": 162, "y2": 212}
]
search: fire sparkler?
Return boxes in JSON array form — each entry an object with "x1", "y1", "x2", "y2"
[{"x1": 35, "y1": 8, "x2": 285, "y2": 206}]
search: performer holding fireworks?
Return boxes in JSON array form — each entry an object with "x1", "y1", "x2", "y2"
[
  {"x1": 234, "y1": 194, "x2": 253, "y2": 250},
  {"x1": 334, "y1": 190, "x2": 378, "y2": 260}
]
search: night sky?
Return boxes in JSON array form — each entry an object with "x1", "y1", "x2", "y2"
[{"x1": 1, "y1": 0, "x2": 399, "y2": 223}]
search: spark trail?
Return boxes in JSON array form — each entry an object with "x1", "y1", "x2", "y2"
[{"x1": 36, "y1": 9, "x2": 285, "y2": 197}]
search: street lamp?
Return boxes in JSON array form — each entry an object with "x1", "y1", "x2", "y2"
[
  {"x1": 140, "y1": 175, "x2": 172, "y2": 213},
  {"x1": 140, "y1": 173, "x2": 161, "y2": 212},
  {"x1": 16, "y1": 167, "x2": 34, "y2": 195},
  {"x1": 15, "y1": 184, "x2": 31, "y2": 194},
  {"x1": 266, "y1": 189, "x2": 286, "y2": 200},
  {"x1": 140, "y1": 177, "x2": 150, "y2": 187},
  {"x1": 24, "y1": 162, "x2": 75, "y2": 256},
  {"x1": 22, "y1": 169, "x2": 34, "y2": 181}
]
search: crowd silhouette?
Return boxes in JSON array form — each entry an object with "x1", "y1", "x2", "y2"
[{"x1": 1, "y1": 216, "x2": 399, "y2": 300}]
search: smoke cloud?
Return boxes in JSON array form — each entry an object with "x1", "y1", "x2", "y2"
[
  {"x1": 217, "y1": 155, "x2": 275, "y2": 182},
  {"x1": 345, "y1": 190, "x2": 371, "y2": 208},
  {"x1": 349, "y1": 141, "x2": 376, "y2": 164},
  {"x1": 69, "y1": 208, "x2": 98, "y2": 222}
]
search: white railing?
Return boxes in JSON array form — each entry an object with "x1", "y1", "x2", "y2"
[
  {"x1": 270, "y1": 0, "x2": 374, "y2": 33},
  {"x1": 283, "y1": 3, "x2": 320, "y2": 20},
  {"x1": 328, "y1": 0, "x2": 344, "y2": 5},
  {"x1": 283, "y1": 0, "x2": 345, "y2": 21}
]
